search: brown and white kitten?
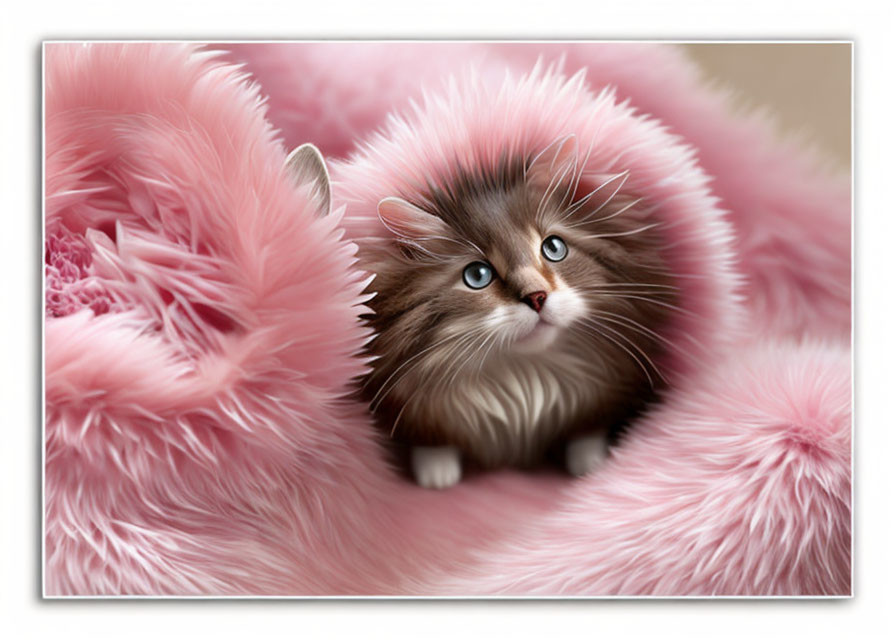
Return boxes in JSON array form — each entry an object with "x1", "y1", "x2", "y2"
[{"x1": 353, "y1": 134, "x2": 677, "y2": 489}]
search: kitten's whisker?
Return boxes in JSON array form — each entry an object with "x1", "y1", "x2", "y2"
[
  {"x1": 369, "y1": 332, "x2": 460, "y2": 410},
  {"x1": 414, "y1": 232, "x2": 488, "y2": 258},
  {"x1": 557, "y1": 153, "x2": 587, "y2": 210},
  {"x1": 589, "y1": 310, "x2": 704, "y2": 365},
  {"x1": 559, "y1": 171, "x2": 629, "y2": 222},
  {"x1": 387, "y1": 353, "x2": 452, "y2": 438},
  {"x1": 413, "y1": 234, "x2": 479, "y2": 252},
  {"x1": 444, "y1": 331, "x2": 493, "y2": 390},
  {"x1": 583, "y1": 171, "x2": 630, "y2": 215},
  {"x1": 445, "y1": 334, "x2": 485, "y2": 383},
  {"x1": 475, "y1": 332, "x2": 501, "y2": 379},
  {"x1": 372, "y1": 356, "x2": 437, "y2": 414},
  {"x1": 389, "y1": 401, "x2": 410, "y2": 438},
  {"x1": 559, "y1": 196, "x2": 596, "y2": 221},
  {"x1": 536, "y1": 164, "x2": 575, "y2": 223},
  {"x1": 565, "y1": 198, "x2": 648, "y2": 229},
  {"x1": 578, "y1": 317, "x2": 667, "y2": 386},
  {"x1": 571, "y1": 198, "x2": 651, "y2": 229},
  {"x1": 583, "y1": 291, "x2": 697, "y2": 318},
  {"x1": 582, "y1": 289, "x2": 677, "y2": 297},
  {"x1": 384, "y1": 332, "x2": 482, "y2": 435},
  {"x1": 581, "y1": 316, "x2": 668, "y2": 383},
  {"x1": 459, "y1": 238, "x2": 488, "y2": 258},
  {"x1": 596, "y1": 262, "x2": 710, "y2": 281},
  {"x1": 574, "y1": 320, "x2": 658, "y2": 388},
  {"x1": 557, "y1": 154, "x2": 588, "y2": 220},
  {"x1": 580, "y1": 289, "x2": 677, "y2": 300},
  {"x1": 386, "y1": 347, "x2": 458, "y2": 438},
  {"x1": 591, "y1": 310, "x2": 672, "y2": 345},
  {"x1": 535, "y1": 171, "x2": 564, "y2": 219},
  {"x1": 369, "y1": 330, "x2": 457, "y2": 393},
  {"x1": 404, "y1": 249, "x2": 453, "y2": 262},
  {"x1": 649, "y1": 271, "x2": 711, "y2": 280},
  {"x1": 586, "y1": 282, "x2": 680, "y2": 290},
  {"x1": 571, "y1": 138, "x2": 598, "y2": 203},
  {"x1": 387, "y1": 333, "x2": 480, "y2": 433}
]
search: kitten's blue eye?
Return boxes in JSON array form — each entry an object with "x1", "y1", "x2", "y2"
[
  {"x1": 541, "y1": 235, "x2": 568, "y2": 262},
  {"x1": 462, "y1": 262, "x2": 494, "y2": 290}
]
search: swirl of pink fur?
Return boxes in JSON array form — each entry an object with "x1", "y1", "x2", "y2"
[{"x1": 45, "y1": 43, "x2": 850, "y2": 595}]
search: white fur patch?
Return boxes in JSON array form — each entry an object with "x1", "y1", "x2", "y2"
[
  {"x1": 485, "y1": 303, "x2": 539, "y2": 342},
  {"x1": 484, "y1": 305, "x2": 515, "y2": 329},
  {"x1": 540, "y1": 284, "x2": 586, "y2": 328},
  {"x1": 411, "y1": 445, "x2": 462, "y2": 489},
  {"x1": 514, "y1": 322, "x2": 560, "y2": 353},
  {"x1": 434, "y1": 350, "x2": 600, "y2": 467}
]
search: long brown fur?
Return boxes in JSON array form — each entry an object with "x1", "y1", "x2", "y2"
[{"x1": 357, "y1": 139, "x2": 677, "y2": 470}]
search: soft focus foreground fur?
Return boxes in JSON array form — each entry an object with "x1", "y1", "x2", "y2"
[
  {"x1": 436, "y1": 341, "x2": 851, "y2": 595},
  {"x1": 44, "y1": 43, "x2": 378, "y2": 593},
  {"x1": 45, "y1": 43, "x2": 851, "y2": 595}
]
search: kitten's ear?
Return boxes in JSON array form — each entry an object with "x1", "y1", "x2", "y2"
[
  {"x1": 377, "y1": 197, "x2": 451, "y2": 239},
  {"x1": 527, "y1": 133, "x2": 578, "y2": 191},
  {"x1": 285, "y1": 143, "x2": 331, "y2": 217}
]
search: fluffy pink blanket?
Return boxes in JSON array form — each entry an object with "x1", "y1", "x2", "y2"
[{"x1": 44, "y1": 43, "x2": 851, "y2": 595}]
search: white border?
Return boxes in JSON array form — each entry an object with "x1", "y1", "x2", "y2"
[
  {"x1": 5, "y1": 0, "x2": 891, "y2": 638},
  {"x1": 38, "y1": 38, "x2": 854, "y2": 603}
]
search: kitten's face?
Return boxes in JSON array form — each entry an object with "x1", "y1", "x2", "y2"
[
  {"x1": 431, "y1": 181, "x2": 594, "y2": 356},
  {"x1": 362, "y1": 135, "x2": 675, "y2": 403}
]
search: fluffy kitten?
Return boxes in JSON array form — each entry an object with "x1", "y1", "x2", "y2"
[{"x1": 352, "y1": 134, "x2": 676, "y2": 489}]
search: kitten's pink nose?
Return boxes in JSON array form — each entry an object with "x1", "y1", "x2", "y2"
[{"x1": 522, "y1": 291, "x2": 548, "y2": 313}]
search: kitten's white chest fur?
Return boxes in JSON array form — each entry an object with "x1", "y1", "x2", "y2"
[
  {"x1": 409, "y1": 355, "x2": 611, "y2": 488},
  {"x1": 411, "y1": 351, "x2": 609, "y2": 469},
  {"x1": 405, "y1": 288, "x2": 614, "y2": 488}
]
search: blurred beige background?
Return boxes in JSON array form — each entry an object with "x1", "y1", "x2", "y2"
[{"x1": 682, "y1": 43, "x2": 851, "y2": 170}]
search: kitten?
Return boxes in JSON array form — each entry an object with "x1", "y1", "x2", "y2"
[
  {"x1": 344, "y1": 133, "x2": 677, "y2": 489},
  {"x1": 285, "y1": 135, "x2": 678, "y2": 489}
]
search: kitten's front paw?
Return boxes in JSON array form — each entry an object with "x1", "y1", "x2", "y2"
[
  {"x1": 411, "y1": 446, "x2": 462, "y2": 489},
  {"x1": 565, "y1": 434, "x2": 610, "y2": 477}
]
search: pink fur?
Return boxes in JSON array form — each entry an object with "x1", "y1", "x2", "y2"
[
  {"x1": 225, "y1": 42, "x2": 850, "y2": 342},
  {"x1": 329, "y1": 62, "x2": 743, "y2": 382},
  {"x1": 435, "y1": 342, "x2": 851, "y2": 595},
  {"x1": 45, "y1": 43, "x2": 851, "y2": 595}
]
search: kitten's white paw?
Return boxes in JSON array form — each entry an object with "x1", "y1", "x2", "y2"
[
  {"x1": 565, "y1": 434, "x2": 610, "y2": 477},
  {"x1": 411, "y1": 446, "x2": 462, "y2": 489}
]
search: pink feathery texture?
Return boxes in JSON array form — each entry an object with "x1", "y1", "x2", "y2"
[
  {"x1": 435, "y1": 341, "x2": 851, "y2": 595},
  {"x1": 225, "y1": 42, "x2": 851, "y2": 342},
  {"x1": 45, "y1": 42, "x2": 851, "y2": 595},
  {"x1": 329, "y1": 62, "x2": 743, "y2": 383}
]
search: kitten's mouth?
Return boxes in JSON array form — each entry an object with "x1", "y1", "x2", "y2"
[{"x1": 514, "y1": 318, "x2": 560, "y2": 352}]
